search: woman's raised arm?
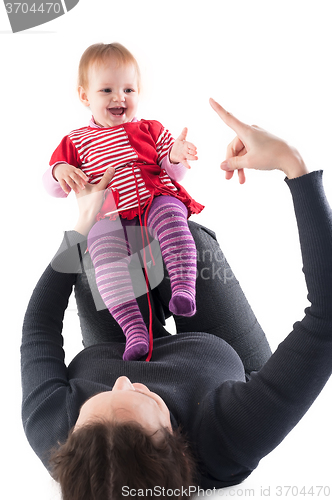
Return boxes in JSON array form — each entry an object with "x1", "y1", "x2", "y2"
[{"x1": 195, "y1": 103, "x2": 332, "y2": 481}]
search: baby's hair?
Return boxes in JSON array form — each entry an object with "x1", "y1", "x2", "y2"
[{"x1": 78, "y1": 42, "x2": 141, "y2": 91}]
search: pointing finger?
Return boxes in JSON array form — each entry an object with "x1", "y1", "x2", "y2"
[{"x1": 209, "y1": 98, "x2": 249, "y2": 137}]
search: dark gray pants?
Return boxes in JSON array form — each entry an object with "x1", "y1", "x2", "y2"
[{"x1": 75, "y1": 221, "x2": 272, "y2": 373}]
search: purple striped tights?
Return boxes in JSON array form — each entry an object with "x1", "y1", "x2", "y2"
[{"x1": 87, "y1": 196, "x2": 197, "y2": 361}]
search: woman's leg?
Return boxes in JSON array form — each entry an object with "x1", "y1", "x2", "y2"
[
  {"x1": 87, "y1": 219, "x2": 149, "y2": 361},
  {"x1": 78, "y1": 217, "x2": 271, "y2": 372},
  {"x1": 147, "y1": 196, "x2": 197, "y2": 317},
  {"x1": 156, "y1": 221, "x2": 272, "y2": 374}
]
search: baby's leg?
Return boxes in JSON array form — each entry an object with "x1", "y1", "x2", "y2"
[
  {"x1": 147, "y1": 196, "x2": 197, "y2": 317},
  {"x1": 88, "y1": 219, "x2": 149, "y2": 361}
]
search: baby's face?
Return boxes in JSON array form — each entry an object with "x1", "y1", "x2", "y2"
[{"x1": 79, "y1": 59, "x2": 139, "y2": 128}]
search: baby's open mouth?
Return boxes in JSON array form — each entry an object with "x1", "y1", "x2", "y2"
[{"x1": 109, "y1": 107, "x2": 125, "y2": 116}]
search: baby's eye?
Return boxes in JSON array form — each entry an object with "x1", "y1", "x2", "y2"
[
  {"x1": 101, "y1": 88, "x2": 112, "y2": 93},
  {"x1": 124, "y1": 88, "x2": 134, "y2": 94}
]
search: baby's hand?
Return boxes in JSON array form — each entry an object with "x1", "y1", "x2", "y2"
[
  {"x1": 53, "y1": 163, "x2": 89, "y2": 195},
  {"x1": 170, "y1": 128, "x2": 198, "y2": 169}
]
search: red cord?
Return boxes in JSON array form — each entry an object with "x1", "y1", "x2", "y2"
[{"x1": 132, "y1": 165, "x2": 154, "y2": 362}]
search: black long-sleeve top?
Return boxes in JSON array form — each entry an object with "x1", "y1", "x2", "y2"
[{"x1": 21, "y1": 171, "x2": 332, "y2": 489}]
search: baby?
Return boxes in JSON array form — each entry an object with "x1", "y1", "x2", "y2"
[{"x1": 43, "y1": 42, "x2": 204, "y2": 361}]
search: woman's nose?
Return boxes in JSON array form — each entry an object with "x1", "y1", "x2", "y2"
[{"x1": 113, "y1": 376, "x2": 134, "y2": 391}]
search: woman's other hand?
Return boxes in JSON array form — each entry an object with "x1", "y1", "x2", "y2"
[
  {"x1": 74, "y1": 167, "x2": 115, "y2": 236},
  {"x1": 209, "y1": 98, "x2": 309, "y2": 180}
]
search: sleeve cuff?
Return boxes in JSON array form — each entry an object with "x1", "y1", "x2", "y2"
[
  {"x1": 161, "y1": 151, "x2": 187, "y2": 182},
  {"x1": 42, "y1": 165, "x2": 68, "y2": 198}
]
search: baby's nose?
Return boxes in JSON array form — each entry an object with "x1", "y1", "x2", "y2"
[{"x1": 112, "y1": 91, "x2": 125, "y2": 102}]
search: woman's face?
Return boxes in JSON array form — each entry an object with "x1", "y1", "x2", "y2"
[{"x1": 75, "y1": 376, "x2": 172, "y2": 441}]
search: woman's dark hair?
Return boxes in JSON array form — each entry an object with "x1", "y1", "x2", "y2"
[{"x1": 49, "y1": 420, "x2": 197, "y2": 499}]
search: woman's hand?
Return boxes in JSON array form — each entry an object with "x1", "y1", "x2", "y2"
[
  {"x1": 209, "y1": 98, "x2": 309, "y2": 180},
  {"x1": 74, "y1": 167, "x2": 115, "y2": 236},
  {"x1": 170, "y1": 127, "x2": 198, "y2": 169}
]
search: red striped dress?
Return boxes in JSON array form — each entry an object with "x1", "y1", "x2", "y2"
[{"x1": 50, "y1": 119, "x2": 204, "y2": 220}]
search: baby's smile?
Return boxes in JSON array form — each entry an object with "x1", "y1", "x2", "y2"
[
  {"x1": 80, "y1": 61, "x2": 139, "y2": 127},
  {"x1": 109, "y1": 107, "x2": 126, "y2": 116}
]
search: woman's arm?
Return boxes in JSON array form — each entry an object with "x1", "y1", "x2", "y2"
[
  {"x1": 21, "y1": 263, "x2": 76, "y2": 461},
  {"x1": 196, "y1": 101, "x2": 332, "y2": 480},
  {"x1": 21, "y1": 167, "x2": 115, "y2": 462},
  {"x1": 199, "y1": 171, "x2": 332, "y2": 475}
]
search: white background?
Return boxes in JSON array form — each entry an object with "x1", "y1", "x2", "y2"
[{"x1": 1, "y1": 1, "x2": 332, "y2": 498}]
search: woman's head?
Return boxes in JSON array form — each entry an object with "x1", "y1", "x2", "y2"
[
  {"x1": 78, "y1": 42, "x2": 141, "y2": 128},
  {"x1": 75, "y1": 377, "x2": 173, "y2": 442},
  {"x1": 50, "y1": 420, "x2": 197, "y2": 500},
  {"x1": 50, "y1": 377, "x2": 197, "y2": 497}
]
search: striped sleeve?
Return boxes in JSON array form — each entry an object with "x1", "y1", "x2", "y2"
[
  {"x1": 155, "y1": 127, "x2": 175, "y2": 164},
  {"x1": 50, "y1": 135, "x2": 82, "y2": 168}
]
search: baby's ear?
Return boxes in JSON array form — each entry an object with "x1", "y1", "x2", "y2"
[{"x1": 78, "y1": 86, "x2": 90, "y2": 107}]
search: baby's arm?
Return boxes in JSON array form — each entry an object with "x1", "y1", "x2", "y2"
[
  {"x1": 157, "y1": 125, "x2": 198, "y2": 181},
  {"x1": 53, "y1": 163, "x2": 89, "y2": 195},
  {"x1": 45, "y1": 135, "x2": 88, "y2": 196},
  {"x1": 43, "y1": 163, "x2": 89, "y2": 196},
  {"x1": 160, "y1": 154, "x2": 188, "y2": 182},
  {"x1": 42, "y1": 164, "x2": 68, "y2": 198}
]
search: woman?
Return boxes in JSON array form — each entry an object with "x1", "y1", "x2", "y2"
[{"x1": 21, "y1": 99, "x2": 332, "y2": 499}]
